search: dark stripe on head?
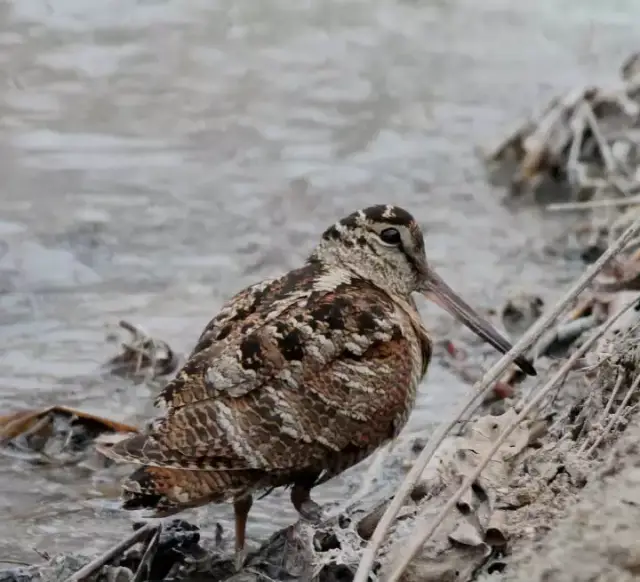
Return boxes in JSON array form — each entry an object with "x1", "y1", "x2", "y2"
[
  {"x1": 361, "y1": 205, "x2": 416, "y2": 226},
  {"x1": 338, "y1": 212, "x2": 361, "y2": 229},
  {"x1": 321, "y1": 205, "x2": 422, "y2": 255}
]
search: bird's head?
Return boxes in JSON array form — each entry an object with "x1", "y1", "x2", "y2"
[{"x1": 312, "y1": 204, "x2": 536, "y2": 376}]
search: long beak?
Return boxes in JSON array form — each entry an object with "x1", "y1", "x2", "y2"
[{"x1": 423, "y1": 269, "x2": 536, "y2": 376}]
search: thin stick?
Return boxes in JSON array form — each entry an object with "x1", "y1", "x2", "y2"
[
  {"x1": 577, "y1": 370, "x2": 624, "y2": 455},
  {"x1": 352, "y1": 216, "x2": 640, "y2": 582},
  {"x1": 546, "y1": 193, "x2": 640, "y2": 212},
  {"x1": 602, "y1": 371, "x2": 625, "y2": 421},
  {"x1": 584, "y1": 371, "x2": 640, "y2": 457},
  {"x1": 131, "y1": 527, "x2": 161, "y2": 582},
  {"x1": 385, "y1": 296, "x2": 639, "y2": 582},
  {"x1": 63, "y1": 523, "x2": 159, "y2": 582}
]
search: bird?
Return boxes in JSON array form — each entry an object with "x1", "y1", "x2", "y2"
[{"x1": 99, "y1": 204, "x2": 536, "y2": 569}]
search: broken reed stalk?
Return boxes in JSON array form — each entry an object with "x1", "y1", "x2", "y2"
[
  {"x1": 353, "y1": 215, "x2": 640, "y2": 582},
  {"x1": 386, "y1": 295, "x2": 640, "y2": 582},
  {"x1": 63, "y1": 523, "x2": 159, "y2": 582}
]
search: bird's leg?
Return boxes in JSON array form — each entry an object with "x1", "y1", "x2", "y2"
[
  {"x1": 290, "y1": 472, "x2": 323, "y2": 524},
  {"x1": 233, "y1": 495, "x2": 253, "y2": 571}
]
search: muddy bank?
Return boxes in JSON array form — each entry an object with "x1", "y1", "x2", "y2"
[{"x1": 496, "y1": 413, "x2": 640, "y2": 582}]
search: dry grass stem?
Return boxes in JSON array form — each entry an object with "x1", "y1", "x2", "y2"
[
  {"x1": 598, "y1": 369, "x2": 624, "y2": 420},
  {"x1": 546, "y1": 193, "x2": 640, "y2": 212},
  {"x1": 576, "y1": 371, "x2": 624, "y2": 456},
  {"x1": 583, "y1": 371, "x2": 640, "y2": 458}
]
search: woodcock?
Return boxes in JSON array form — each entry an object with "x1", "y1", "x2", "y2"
[{"x1": 101, "y1": 204, "x2": 536, "y2": 568}]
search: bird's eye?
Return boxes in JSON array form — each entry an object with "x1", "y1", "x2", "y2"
[{"x1": 379, "y1": 228, "x2": 402, "y2": 245}]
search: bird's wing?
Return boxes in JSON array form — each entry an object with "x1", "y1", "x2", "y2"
[
  {"x1": 107, "y1": 265, "x2": 429, "y2": 472},
  {"x1": 184, "y1": 277, "x2": 278, "y2": 364}
]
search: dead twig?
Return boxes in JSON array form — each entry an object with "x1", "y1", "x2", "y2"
[
  {"x1": 583, "y1": 371, "x2": 640, "y2": 457},
  {"x1": 352, "y1": 213, "x2": 640, "y2": 582},
  {"x1": 600, "y1": 370, "x2": 625, "y2": 424},
  {"x1": 385, "y1": 295, "x2": 639, "y2": 582},
  {"x1": 576, "y1": 370, "x2": 625, "y2": 455},
  {"x1": 546, "y1": 192, "x2": 640, "y2": 212},
  {"x1": 0, "y1": 559, "x2": 32, "y2": 566},
  {"x1": 63, "y1": 523, "x2": 159, "y2": 582},
  {"x1": 130, "y1": 526, "x2": 161, "y2": 582}
]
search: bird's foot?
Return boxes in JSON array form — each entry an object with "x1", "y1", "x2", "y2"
[
  {"x1": 298, "y1": 499, "x2": 323, "y2": 524},
  {"x1": 234, "y1": 547, "x2": 249, "y2": 572}
]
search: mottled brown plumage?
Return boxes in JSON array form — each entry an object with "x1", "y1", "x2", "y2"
[{"x1": 100, "y1": 204, "x2": 535, "y2": 568}]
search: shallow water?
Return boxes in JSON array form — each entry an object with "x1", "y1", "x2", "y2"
[{"x1": 0, "y1": 0, "x2": 638, "y2": 563}]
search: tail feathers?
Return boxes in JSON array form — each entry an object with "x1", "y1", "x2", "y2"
[
  {"x1": 97, "y1": 433, "x2": 239, "y2": 471},
  {"x1": 121, "y1": 465, "x2": 255, "y2": 516}
]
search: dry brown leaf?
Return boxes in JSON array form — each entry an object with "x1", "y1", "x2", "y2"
[{"x1": 0, "y1": 405, "x2": 139, "y2": 462}]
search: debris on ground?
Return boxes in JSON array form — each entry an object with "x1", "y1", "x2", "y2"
[
  {"x1": 493, "y1": 410, "x2": 640, "y2": 582},
  {"x1": 103, "y1": 320, "x2": 180, "y2": 382},
  {"x1": 0, "y1": 405, "x2": 138, "y2": 465},
  {"x1": 483, "y1": 51, "x2": 640, "y2": 268},
  {"x1": 479, "y1": 49, "x2": 640, "y2": 390},
  {"x1": 484, "y1": 52, "x2": 640, "y2": 204},
  {"x1": 500, "y1": 291, "x2": 545, "y2": 340},
  {"x1": 0, "y1": 520, "x2": 210, "y2": 582}
]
